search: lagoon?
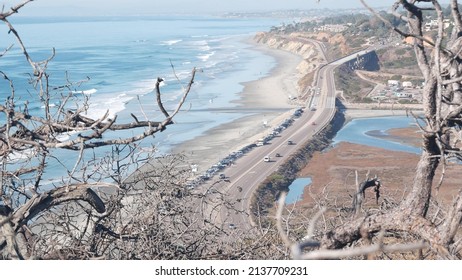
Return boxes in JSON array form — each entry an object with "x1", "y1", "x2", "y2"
[
  {"x1": 286, "y1": 115, "x2": 421, "y2": 204},
  {"x1": 286, "y1": 177, "x2": 312, "y2": 205},
  {"x1": 333, "y1": 116, "x2": 421, "y2": 154}
]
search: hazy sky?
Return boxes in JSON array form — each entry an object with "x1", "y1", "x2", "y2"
[{"x1": 5, "y1": 0, "x2": 400, "y2": 16}]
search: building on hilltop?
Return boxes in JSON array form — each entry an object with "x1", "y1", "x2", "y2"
[
  {"x1": 388, "y1": 80, "x2": 400, "y2": 87},
  {"x1": 402, "y1": 81, "x2": 413, "y2": 88}
]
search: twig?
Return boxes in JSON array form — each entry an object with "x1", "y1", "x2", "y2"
[
  {"x1": 155, "y1": 77, "x2": 170, "y2": 118},
  {"x1": 276, "y1": 192, "x2": 292, "y2": 248},
  {"x1": 299, "y1": 241, "x2": 427, "y2": 260}
]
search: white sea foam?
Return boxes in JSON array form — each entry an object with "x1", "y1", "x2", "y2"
[
  {"x1": 161, "y1": 39, "x2": 183, "y2": 46},
  {"x1": 180, "y1": 70, "x2": 193, "y2": 80},
  {"x1": 72, "y1": 88, "x2": 98, "y2": 95},
  {"x1": 191, "y1": 40, "x2": 208, "y2": 46},
  {"x1": 81, "y1": 79, "x2": 163, "y2": 121},
  {"x1": 6, "y1": 149, "x2": 35, "y2": 162},
  {"x1": 41, "y1": 103, "x2": 57, "y2": 109},
  {"x1": 197, "y1": 51, "x2": 216, "y2": 62},
  {"x1": 55, "y1": 133, "x2": 71, "y2": 142},
  {"x1": 199, "y1": 45, "x2": 211, "y2": 51},
  {"x1": 83, "y1": 92, "x2": 133, "y2": 121}
]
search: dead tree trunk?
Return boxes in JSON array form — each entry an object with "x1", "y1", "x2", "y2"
[{"x1": 291, "y1": 1, "x2": 462, "y2": 259}]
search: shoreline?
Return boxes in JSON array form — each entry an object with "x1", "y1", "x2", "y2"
[{"x1": 171, "y1": 39, "x2": 304, "y2": 174}]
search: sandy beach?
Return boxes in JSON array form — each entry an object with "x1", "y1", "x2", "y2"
[{"x1": 171, "y1": 40, "x2": 305, "y2": 173}]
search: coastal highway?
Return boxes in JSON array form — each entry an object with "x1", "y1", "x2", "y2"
[{"x1": 198, "y1": 47, "x2": 375, "y2": 230}]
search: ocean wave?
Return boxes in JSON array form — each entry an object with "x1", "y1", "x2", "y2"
[
  {"x1": 72, "y1": 88, "x2": 98, "y2": 95},
  {"x1": 40, "y1": 103, "x2": 57, "y2": 109},
  {"x1": 54, "y1": 132, "x2": 74, "y2": 142},
  {"x1": 199, "y1": 45, "x2": 211, "y2": 51},
  {"x1": 208, "y1": 36, "x2": 233, "y2": 43},
  {"x1": 83, "y1": 92, "x2": 134, "y2": 120},
  {"x1": 190, "y1": 40, "x2": 208, "y2": 46},
  {"x1": 6, "y1": 149, "x2": 35, "y2": 163},
  {"x1": 197, "y1": 51, "x2": 216, "y2": 62},
  {"x1": 133, "y1": 78, "x2": 164, "y2": 90},
  {"x1": 188, "y1": 39, "x2": 214, "y2": 54},
  {"x1": 169, "y1": 71, "x2": 193, "y2": 81},
  {"x1": 161, "y1": 39, "x2": 183, "y2": 46},
  {"x1": 81, "y1": 79, "x2": 167, "y2": 121}
]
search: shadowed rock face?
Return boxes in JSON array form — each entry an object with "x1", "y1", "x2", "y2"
[{"x1": 343, "y1": 51, "x2": 380, "y2": 72}]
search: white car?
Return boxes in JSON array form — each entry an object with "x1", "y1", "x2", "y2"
[{"x1": 264, "y1": 156, "x2": 270, "y2": 162}]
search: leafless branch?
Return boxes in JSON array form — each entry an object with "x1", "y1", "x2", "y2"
[
  {"x1": 275, "y1": 192, "x2": 292, "y2": 248},
  {"x1": 298, "y1": 240, "x2": 427, "y2": 260},
  {"x1": 0, "y1": 0, "x2": 33, "y2": 20}
]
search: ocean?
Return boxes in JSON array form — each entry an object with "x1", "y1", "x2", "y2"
[{"x1": 0, "y1": 15, "x2": 281, "y2": 182}]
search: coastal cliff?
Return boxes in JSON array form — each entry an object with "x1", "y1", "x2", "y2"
[
  {"x1": 254, "y1": 32, "x2": 316, "y2": 58},
  {"x1": 254, "y1": 32, "x2": 327, "y2": 97}
]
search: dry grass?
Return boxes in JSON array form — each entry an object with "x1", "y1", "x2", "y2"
[{"x1": 297, "y1": 127, "x2": 462, "y2": 209}]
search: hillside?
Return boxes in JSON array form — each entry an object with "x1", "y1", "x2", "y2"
[{"x1": 254, "y1": 32, "x2": 327, "y2": 99}]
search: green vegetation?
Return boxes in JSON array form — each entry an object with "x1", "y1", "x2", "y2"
[
  {"x1": 394, "y1": 48, "x2": 407, "y2": 56},
  {"x1": 381, "y1": 55, "x2": 417, "y2": 69},
  {"x1": 272, "y1": 10, "x2": 406, "y2": 39},
  {"x1": 335, "y1": 66, "x2": 374, "y2": 101},
  {"x1": 390, "y1": 74, "x2": 403, "y2": 81},
  {"x1": 376, "y1": 47, "x2": 420, "y2": 75},
  {"x1": 349, "y1": 37, "x2": 367, "y2": 48}
]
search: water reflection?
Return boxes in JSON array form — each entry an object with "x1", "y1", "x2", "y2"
[
  {"x1": 333, "y1": 116, "x2": 421, "y2": 154},
  {"x1": 287, "y1": 116, "x2": 422, "y2": 204},
  {"x1": 286, "y1": 177, "x2": 311, "y2": 204}
]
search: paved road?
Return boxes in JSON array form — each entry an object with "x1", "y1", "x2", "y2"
[{"x1": 197, "y1": 42, "x2": 376, "y2": 231}]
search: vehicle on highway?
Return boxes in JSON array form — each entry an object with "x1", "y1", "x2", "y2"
[
  {"x1": 310, "y1": 107, "x2": 317, "y2": 111},
  {"x1": 264, "y1": 155, "x2": 271, "y2": 162},
  {"x1": 256, "y1": 138, "x2": 265, "y2": 146},
  {"x1": 293, "y1": 109, "x2": 302, "y2": 117},
  {"x1": 219, "y1": 173, "x2": 226, "y2": 180},
  {"x1": 287, "y1": 140, "x2": 294, "y2": 145},
  {"x1": 275, "y1": 153, "x2": 281, "y2": 157}
]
